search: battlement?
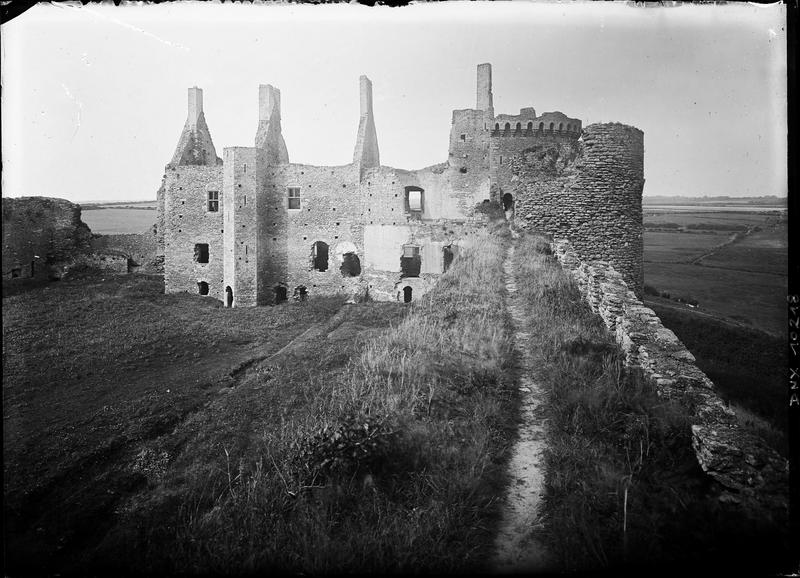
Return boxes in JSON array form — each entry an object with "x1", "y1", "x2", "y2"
[{"x1": 491, "y1": 111, "x2": 582, "y2": 138}]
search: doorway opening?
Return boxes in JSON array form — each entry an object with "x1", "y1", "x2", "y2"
[
  {"x1": 312, "y1": 241, "x2": 329, "y2": 272},
  {"x1": 225, "y1": 286, "x2": 233, "y2": 308},
  {"x1": 443, "y1": 245, "x2": 457, "y2": 272},
  {"x1": 403, "y1": 286, "x2": 413, "y2": 303},
  {"x1": 400, "y1": 245, "x2": 421, "y2": 278},
  {"x1": 274, "y1": 285, "x2": 288, "y2": 304}
]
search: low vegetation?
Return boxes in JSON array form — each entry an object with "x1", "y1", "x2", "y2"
[
  {"x1": 3, "y1": 223, "x2": 519, "y2": 575},
  {"x1": 513, "y1": 232, "x2": 791, "y2": 575},
  {"x1": 650, "y1": 304, "x2": 787, "y2": 456},
  {"x1": 101, "y1": 225, "x2": 518, "y2": 575}
]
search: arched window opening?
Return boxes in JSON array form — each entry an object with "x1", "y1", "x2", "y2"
[
  {"x1": 198, "y1": 281, "x2": 209, "y2": 295},
  {"x1": 312, "y1": 241, "x2": 329, "y2": 272},
  {"x1": 567, "y1": 124, "x2": 572, "y2": 131},
  {"x1": 225, "y1": 286, "x2": 233, "y2": 308},
  {"x1": 504, "y1": 122, "x2": 511, "y2": 132},
  {"x1": 403, "y1": 286, "x2": 413, "y2": 303},
  {"x1": 502, "y1": 193, "x2": 514, "y2": 212},
  {"x1": 559, "y1": 122, "x2": 564, "y2": 131},
  {"x1": 515, "y1": 122, "x2": 521, "y2": 132},
  {"x1": 549, "y1": 122, "x2": 554, "y2": 131},
  {"x1": 340, "y1": 253, "x2": 361, "y2": 277},
  {"x1": 494, "y1": 123, "x2": 500, "y2": 131},
  {"x1": 274, "y1": 285, "x2": 288, "y2": 304},
  {"x1": 400, "y1": 245, "x2": 421, "y2": 278},
  {"x1": 539, "y1": 122, "x2": 544, "y2": 131},
  {"x1": 527, "y1": 121, "x2": 533, "y2": 131}
]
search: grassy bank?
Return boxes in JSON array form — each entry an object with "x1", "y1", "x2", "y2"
[
  {"x1": 3, "y1": 273, "x2": 346, "y2": 575},
  {"x1": 513, "y1": 233, "x2": 790, "y2": 575},
  {"x1": 82, "y1": 224, "x2": 517, "y2": 574},
  {"x1": 648, "y1": 303, "x2": 787, "y2": 457}
]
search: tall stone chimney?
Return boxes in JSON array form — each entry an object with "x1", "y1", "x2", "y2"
[
  {"x1": 476, "y1": 63, "x2": 494, "y2": 115},
  {"x1": 255, "y1": 84, "x2": 289, "y2": 164},
  {"x1": 353, "y1": 75, "x2": 380, "y2": 172},
  {"x1": 187, "y1": 86, "x2": 203, "y2": 128},
  {"x1": 170, "y1": 86, "x2": 219, "y2": 166}
]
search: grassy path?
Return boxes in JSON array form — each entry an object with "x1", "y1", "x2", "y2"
[{"x1": 492, "y1": 238, "x2": 551, "y2": 572}]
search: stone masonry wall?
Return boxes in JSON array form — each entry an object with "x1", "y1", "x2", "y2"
[
  {"x1": 89, "y1": 232, "x2": 161, "y2": 271},
  {"x1": 163, "y1": 165, "x2": 224, "y2": 301},
  {"x1": 262, "y1": 163, "x2": 363, "y2": 302},
  {"x1": 223, "y1": 148, "x2": 261, "y2": 307},
  {"x1": 510, "y1": 123, "x2": 644, "y2": 295},
  {"x1": 553, "y1": 239, "x2": 788, "y2": 516},
  {"x1": 2, "y1": 197, "x2": 92, "y2": 279}
]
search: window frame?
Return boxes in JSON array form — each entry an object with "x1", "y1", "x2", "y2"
[
  {"x1": 287, "y1": 187, "x2": 301, "y2": 210},
  {"x1": 207, "y1": 190, "x2": 219, "y2": 212}
]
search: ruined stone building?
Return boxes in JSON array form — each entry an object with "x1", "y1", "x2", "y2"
[{"x1": 159, "y1": 63, "x2": 644, "y2": 306}]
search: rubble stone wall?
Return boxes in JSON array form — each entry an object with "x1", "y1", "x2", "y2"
[
  {"x1": 508, "y1": 123, "x2": 644, "y2": 295},
  {"x1": 552, "y1": 239, "x2": 788, "y2": 515},
  {"x1": 2, "y1": 197, "x2": 92, "y2": 279}
]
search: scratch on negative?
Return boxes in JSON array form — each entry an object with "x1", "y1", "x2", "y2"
[
  {"x1": 61, "y1": 84, "x2": 83, "y2": 142},
  {"x1": 62, "y1": 4, "x2": 191, "y2": 52}
]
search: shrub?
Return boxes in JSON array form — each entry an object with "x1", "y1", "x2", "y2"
[
  {"x1": 643, "y1": 284, "x2": 659, "y2": 296},
  {"x1": 291, "y1": 412, "x2": 398, "y2": 483}
]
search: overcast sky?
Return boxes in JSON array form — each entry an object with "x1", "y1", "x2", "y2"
[{"x1": 1, "y1": 1, "x2": 787, "y2": 202}]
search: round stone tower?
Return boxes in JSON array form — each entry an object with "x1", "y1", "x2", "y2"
[{"x1": 568, "y1": 123, "x2": 644, "y2": 294}]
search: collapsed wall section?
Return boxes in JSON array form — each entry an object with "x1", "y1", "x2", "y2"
[
  {"x1": 363, "y1": 221, "x2": 483, "y2": 301},
  {"x1": 2, "y1": 197, "x2": 92, "y2": 279},
  {"x1": 552, "y1": 239, "x2": 788, "y2": 517}
]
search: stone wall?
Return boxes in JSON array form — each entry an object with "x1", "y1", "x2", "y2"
[
  {"x1": 67, "y1": 252, "x2": 129, "y2": 275},
  {"x1": 552, "y1": 239, "x2": 788, "y2": 516},
  {"x1": 509, "y1": 123, "x2": 644, "y2": 295},
  {"x1": 89, "y1": 232, "x2": 161, "y2": 272},
  {"x1": 163, "y1": 164, "x2": 224, "y2": 301},
  {"x1": 262, "y1": 163, "x2": 363, "y2": 302},
  {"x1": 2, "y1": 197, "x2": 92, "y2": 279}
]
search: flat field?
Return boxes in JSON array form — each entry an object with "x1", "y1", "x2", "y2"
[
  {"x1": 80, "y1": 207, "x2": 157, "y2": 234},
  {"x1": 3, "y1": 274, "x2": 348, "y2": 572},
  {"x1": 643, "y1": 209, "x2": 787, "y2": 336}
]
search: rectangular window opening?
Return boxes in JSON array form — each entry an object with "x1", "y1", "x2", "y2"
[
  {"x1": 207, "y1": 191, "x2": 219, "y2": 212},
  {"x1": 400, "y1": 245, "x2": 421, "y2": 278},
  {"x1": 288, "y1": 187, "x2": 301, "y2": 209},
  {"x1": 194, "y1": 243, "x2": 209, "y2": 263}
]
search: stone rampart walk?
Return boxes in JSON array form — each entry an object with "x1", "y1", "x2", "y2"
[{"x1": 492, "y1": 239, "x2": 552, "y2": 573}]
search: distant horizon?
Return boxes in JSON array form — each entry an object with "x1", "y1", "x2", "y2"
[{"x1": 10, "y1": 192, "x2": 780, "y2": 205}]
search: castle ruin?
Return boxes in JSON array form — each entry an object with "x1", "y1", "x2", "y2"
[{"x1": 159, "y1": 63, "x2": 644, "y2": 306}]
